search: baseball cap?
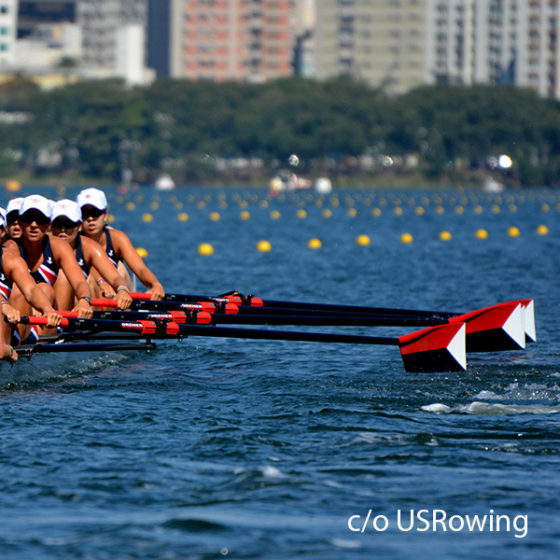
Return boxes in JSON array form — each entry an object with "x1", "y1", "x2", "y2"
[
  {"x1": 19, "y1": 195, "x2": 52, "y2": 220},
  {"x1": 52, "y1": 199, "x2": 82, "y2": 223},
  {"x1": 77, "y1": 188, "x2": 108, "y2": 211},
  {"x1": 0, "y1": 207, "x2": 6, "y2": 228},
  {"x1": 6, "y1": 197, "x2": 24, "y2": 217}
]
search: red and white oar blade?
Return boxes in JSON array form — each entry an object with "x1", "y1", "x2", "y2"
[
  {"x1": 398, "y1": 322, "x2": 466, "y2": 373},
  {"x1": 516, "y1": 299, "x2": 536, "y2": 343},
  {"x1": 450, "y1": 301, "x2": 525, "y2": 352}
]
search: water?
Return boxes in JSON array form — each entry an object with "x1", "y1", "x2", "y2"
[{"x1": 1, "y1": 185, "x2": 559, "y2": 559}]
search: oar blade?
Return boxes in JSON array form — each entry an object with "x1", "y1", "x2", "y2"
[
  {"x1": 517, "y1": 298, "x2": 536, "y2": 343},
  {"x1": 451, "y1": 302, "x2": 525, "y2": 352},
  {"x1": 398, "y1": 322, "x2": 466, "y2": 373}
]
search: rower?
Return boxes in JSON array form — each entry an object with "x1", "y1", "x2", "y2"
[
  {"x1": 5, "y1": 197, "x2": 24, "y2": 240},
  {"x1": 50, "y1": 199, "x2": 133, "y2": 310},
  {"x1": 0, "y1": 207, "x2": 6, "y2": 243},
  {"x1": 6, "y1": 195, "x2": 93, "y2": 333},
  {"x1": 0, "y1": 208, "x2": 63, "y2": 361},
  {"x1": 77, "y1": 187, "x2": 165, "y2": 300}
]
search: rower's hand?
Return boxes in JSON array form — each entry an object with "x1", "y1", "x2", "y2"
[
  {"x1": 1, "y1": 303, "x2": 21, "y2": 324},
  {"x1": 100, "y1": 283, "x2": 116, "y2": 298},
  {"x1": 43, "y1": 310, "x2": 63, "y2": 328},
  {"x1": 148, "y1": 283, "x2": 165, "y2": 301},
  {"x1": 1, "y1": 344, "x2": 17, "y2": 364},
  {"x1": 116, "y1": 290, "x2": 132, "y2": 310},
  {"x1": 73, "y1": 299, "x2": 93, "y2": 318}
]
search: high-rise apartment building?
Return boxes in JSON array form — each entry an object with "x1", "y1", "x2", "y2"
[
  {"x1": 0, "y1": 0, "x2": 17, "y2": 67},
  {"x1": 78, "y1": 0, "x2": 147, "y2": 84},
  {"x1": 315, "y1": 0, "x2": 429, "y2": 95},
  {"x1": 147, "y1": 0, "x2": 297, "y2": 83},
  {"x1": 426, "y1": 0, "x2": 560, "y2": 98},
  {"x1": 314, "y1": 0, "x2": 560, "y2": 99}
]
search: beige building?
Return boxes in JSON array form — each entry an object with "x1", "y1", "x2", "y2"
[{"x1": 315, "y1": 0, "x2": 429, "y2": 95}]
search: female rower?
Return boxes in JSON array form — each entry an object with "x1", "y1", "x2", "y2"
[
  {"x1": 0, "y1": 211, "x2": 62, "y2": 361},
  {"x1": 50, "y1": 200, "x2": 132, "y2": 310},
  {"x1": 77, "y1": 188, "x2": 165, "y2": 300},
  {"x1": 0, "y1": 207, "x2": 6, "y2": 243},
  {"x1": 6, "y1": 195, "x2": 93, "y2": 327},
  {"x1": 5, "y1": 197, "x2": 24, "y2": 240}
]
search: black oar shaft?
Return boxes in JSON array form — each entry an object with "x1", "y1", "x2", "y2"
[
  {"x1": 24, "y1": 316, "x2": 401, "y2": 346},
  {"x1": 181, "y1": 325, "x2": 400, "y2": 346},
  {"x1": 15, "y1": 341, "x2": 156, "y2": 357},
  {"x1": 137, "y1": 292, "x2": 458, "y2": 320},
  {"x1": 90, "y1": 309, "x2": 442, "y2": 327}
]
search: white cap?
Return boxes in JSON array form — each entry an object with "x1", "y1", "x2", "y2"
[
  {"x1": 0, "y1": 207, "x2": 6, "y2": 228},
  {"x1": 77, "y1": 188, "x2": 107, "y2": 211},
  {"x1": 19, "y1": 194, "x2": 53, "y2": 220},
  {"x1": 6, "y1": 197, "x2": 24, "y2": 216},
  {"x1": 52, "y1": 199, "x2": 82, "y2": 223}
]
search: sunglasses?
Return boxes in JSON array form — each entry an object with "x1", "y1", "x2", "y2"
[
  {"x1": 52, "y1": 218, "x2": 80, "y2": 230},
  {"x1": 81, "y1": 208, "x2": 106, "y2": 220},
  {"x1": 20, "y1": 212, "x2": 51, "y2": 225}
]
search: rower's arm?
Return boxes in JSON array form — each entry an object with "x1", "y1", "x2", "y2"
[
  {"x1": 83, "y1": 237, "x2": 132, "y2": 309},
  {"x1": 51, "y1": 237, "x2": 93, "y2": 317},
  {"x1": 112, "y1": 229, "x2": 165, "y2": 300},
  {"x1": 4, "y1": 253, "x2": 62, "y2": 327}
]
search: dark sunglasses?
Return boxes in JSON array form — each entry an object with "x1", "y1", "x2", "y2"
[
  {"x1": 52, "y1": 218, "x2": 80, "y2": 230},
  {"x1": 6, "y1": 213, "x2": 20, "y2": 224},
  {"x1": 81, "y1": 208, "x2": 105, "y2": 220},
  {"x1": 20, "y1": 212, "x2": 51, "y2": 225}
]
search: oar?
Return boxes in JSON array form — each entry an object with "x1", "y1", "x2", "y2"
[
  {"x1": 15, "y1": 341, "x2": 156, "y2": 358},
  {"x1": 127, "y1": 292, "x2": 452, "y2": 320},
  {"x1": 127, "y1": 292, "x2": 535, "y2": 343},
  {"x1": 63, "y1": 308, "x2": 444, "y2": 327},
  {"x1": 87, "y1": 299, "x2": 527, "y2": 353},
  {"x1": 23, "y1": 316, "x2": 467, "y2": 373}
]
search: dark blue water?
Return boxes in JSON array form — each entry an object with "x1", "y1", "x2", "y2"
[{"x1": 1, "y1": 185, "x2": 559, "y2": 559}]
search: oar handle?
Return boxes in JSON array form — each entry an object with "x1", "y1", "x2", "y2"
[
  {"x1": 58, "y1": 309, "x2": 213, "y2": 325},
  {"x1": 25, "y1": 316, "x2": 70, "y2": 327},
  {"x1": 92, "y1": 296, "x2": 238, "y2": 314}
]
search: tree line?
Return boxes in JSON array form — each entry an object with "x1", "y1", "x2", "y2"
[{"x1": 1, "y1": 76, "x2": 559, "y2": 187}]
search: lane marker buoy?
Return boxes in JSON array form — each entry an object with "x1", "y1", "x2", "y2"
[
  {"x1": 198, "y1": 243, "x2": 214, "y2": 255},
  {"x1": 257, "y1": 240, "x2": 271, "y2": 252}
]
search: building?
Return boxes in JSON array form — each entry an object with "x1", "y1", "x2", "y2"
[
  {"x1": 147, "y1": 0, "x2": 297, "y2": 83},
  {"x1": 0, "y1": 0, "x2": 18, "y2": 67},
  {"x1": 17, "y1": 0, "x2": 78, "y2": 38},
  {"x1": 3, "y1": 0, "x2": 149, "y2": 86},
  {"x1": 425, "y1": 0, "x2": 560, "y2": 98},
  {"x1": 293, "y1": 0, "x2": 315, "y2": 77},
  {"x1": 78, "y1": 0, "x2": 148, "y2": 85},
  {"x1": 315, "y1": 0, "x2": 429, "y2": 94}
]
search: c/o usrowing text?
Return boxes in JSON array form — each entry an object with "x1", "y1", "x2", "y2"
[{"x1": 347, "y1": 509, "x2": 528, "y2": 538}]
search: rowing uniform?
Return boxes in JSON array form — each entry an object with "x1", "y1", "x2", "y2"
[
  {"x1": 0, "y1": 247, "x2": 13, "y2": 301},
  {"x1": 0, "y1": 246, "x2": 40, "y2": 345},
  {"x1": 103, "y1": 227, "x2": 122, "y2": 267},
  {"x1": 17, "y1": 236, "x2": 59, "y2": 286},
  {"x1": 75, "y1": 235, "x2": 89, "y2": 278}
]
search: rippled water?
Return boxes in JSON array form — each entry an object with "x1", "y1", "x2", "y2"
[{"x1": 1, "y1": 185, "x2": 559, "y2": 559}]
